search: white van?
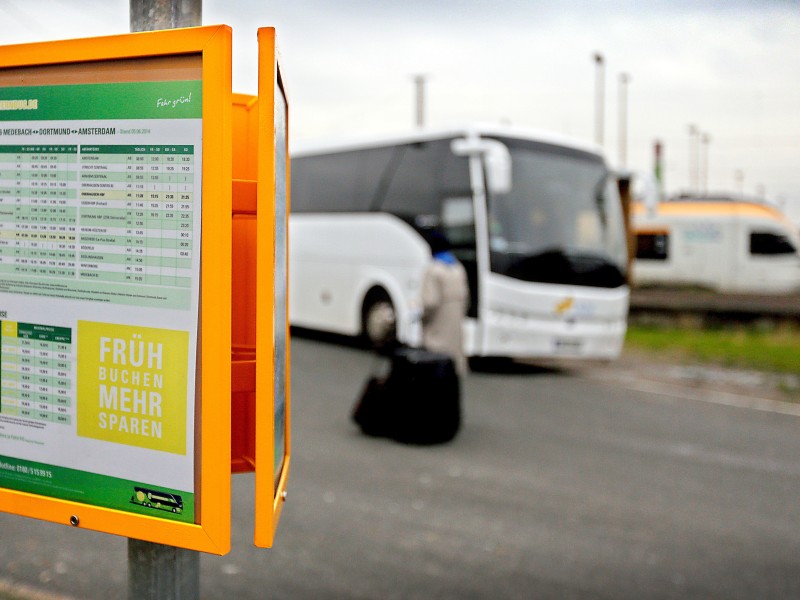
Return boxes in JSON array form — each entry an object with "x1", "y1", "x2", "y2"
[{"x1": 632, "y1": 196, "x2": 800, "y2": 294}]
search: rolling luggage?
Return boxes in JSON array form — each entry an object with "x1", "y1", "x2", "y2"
[
  {"x1": 352, "y1": 375, "x2": 395, "y2": 438},
  {"x1": 352, "y1": 348, "x2": 461, "y2": 445}
]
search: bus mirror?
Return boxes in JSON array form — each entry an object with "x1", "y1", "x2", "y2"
[
  {"x1": 484, "y1": 141, "x2": 512, "y2": 195},
  {"x1": 451, "y1": 137, "x2": 512, "y2": 195}
]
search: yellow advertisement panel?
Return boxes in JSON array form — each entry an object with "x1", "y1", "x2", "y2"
[
  {"x1": 76, "y1": 321, "x2": 189, "y2": 454},
  {"x1": 0, "y1": 26, "x2": 232, "y2": 554}
]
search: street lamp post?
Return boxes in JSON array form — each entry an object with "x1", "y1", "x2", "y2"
[
  {"x1": 593, "y1": 53, "x2": 604, "y2": 148},
  {"x1": 700, "y1": 132, "x2": 711, "y2": 196},
  {"x1": 618, "y1": 73, "x2": 630, "y2": 169},
  {"x1": 688, "y1": 124, "x2": 699, "y2": 194},
  {"x1": 735, "y1": 169, "x2": 745, "y2": 199},
  {"x1": 413, "y1": 74, "x2": 427, "y2": 128}
]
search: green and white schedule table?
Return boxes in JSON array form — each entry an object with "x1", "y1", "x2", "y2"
[
  {"x1": 0, "y1": 79, "x2": 203, "y2": 522},
  {"x1": 0, "y1": 144, "x2": 195, "y2": 288},
  {"x1": 0, "y1": 321, "x2": 74, "y2": 425}
]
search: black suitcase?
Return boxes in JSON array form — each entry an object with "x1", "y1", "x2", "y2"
[
  {"x1": 352, "y1": 376, "x2": 395, "y2": 438},
  {"x1": 352, "y1": 348, "x2": 461, "y2": 445}
]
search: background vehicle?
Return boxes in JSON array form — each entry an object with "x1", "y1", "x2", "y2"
[
  {"x1": 632, "y1": 195, "x2": 800, "y2": 294},
  {"x1": 289, "y1": 124, "x2": 629, "y2": 360}
]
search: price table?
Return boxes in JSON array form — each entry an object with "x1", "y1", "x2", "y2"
[{"x1": 0, "y1": 321, "x2": 74, "y2": 425}]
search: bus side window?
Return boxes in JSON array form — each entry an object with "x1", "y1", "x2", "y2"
[
  {"x1": 636, "y1": 232, "x2": 669, "y2": 260},
  {"x1": 292, "y1": 148, "x2": 394, "y2": 213},
  {"x1": 749, "y1": 231, "x2": 797, "y2": 256},
  {"x1": 380, "y1": 140, "x2": 470, "y2": 219},
  {"x1": 441, "y1": 196, "x2": 475, "y2": 247}
]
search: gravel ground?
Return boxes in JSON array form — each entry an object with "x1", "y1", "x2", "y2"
[{"x1": 576, "y1": 347, "x2": 800, "y2": 407}]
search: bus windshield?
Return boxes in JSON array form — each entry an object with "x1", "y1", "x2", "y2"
[{"x1": 485, "y1": 137, "x2": 627, "y2": 288}]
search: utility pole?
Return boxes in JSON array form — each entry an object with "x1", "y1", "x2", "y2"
[
  {"x1": 618, "y1": 72, "x2": 629, "y2": 169},
  {"x1": 593, "y1": 53, "x2": 604, "y2": 148},
  {"x1": 413, "y1": 74, "x2": 427, "y2": 128},
  {"x1": 687, "y1": 124, "x2": 699, "y2": 194},
  {"x1": 700, "y1": 132, "x2": 711, "y2": 196},
  {"x1": 653, "y1": 140, "x2": 664, "y2": 197},
  {"x1": 735, "y1": 169, "x2": 745, "y2": 199},
  {"x1": 127, "y1": 5, "x2": 202, "y2": 600}
]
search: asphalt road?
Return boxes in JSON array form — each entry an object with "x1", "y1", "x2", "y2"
[{"x1": 1, "y1": 334, "x2": 799, "y2": 599}]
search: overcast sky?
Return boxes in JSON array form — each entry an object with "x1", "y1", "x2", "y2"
[{"x1": 1, "y1": 0, "x2": 799, "y2": 219}]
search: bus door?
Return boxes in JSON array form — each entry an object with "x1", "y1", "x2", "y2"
[
  {"x1": 441, "y1": 195, "x2": 479, "y2": 320},
  {"x1": 449, "y1": 136, "x2": 512, "y2": 356}
]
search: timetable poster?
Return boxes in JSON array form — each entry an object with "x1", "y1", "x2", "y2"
[{"x1": 0, "y1": 80, "x2": 202, "y2": 523}]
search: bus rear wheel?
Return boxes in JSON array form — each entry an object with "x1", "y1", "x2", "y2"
[{"x1": 362, "y1": 291, "x2": 397, "y2": 349}]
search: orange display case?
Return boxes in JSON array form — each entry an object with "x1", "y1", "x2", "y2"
[{"x1": 0, "y1": 26, "x2": 233, "y2": 555}]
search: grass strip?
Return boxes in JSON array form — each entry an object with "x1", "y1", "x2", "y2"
[{"x1": 625, "y1": 323, "x2": 800, "y2": 374}]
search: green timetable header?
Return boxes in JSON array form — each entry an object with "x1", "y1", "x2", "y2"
[
  {"x1": 0, "y1": 145, "x2": 78, "y2": 153},
  {"x1": 0, "y1": 80, "x2": 202, "y2": 122},
  {"x1": 4, "y1": 322, "x2": 72, "y2": 343},
  {"x1": 0, "y1": 145, "x2": 193, "y2": 154},
  {"x1": 81, "y1": 145, "x2": 195, "y2": 155}
]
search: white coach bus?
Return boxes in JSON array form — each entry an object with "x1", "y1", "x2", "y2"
[{"x1": 289, "y1": 124, "x2": 630, "y2": 360}]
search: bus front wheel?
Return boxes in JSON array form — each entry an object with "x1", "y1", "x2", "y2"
[{"x1": 362, "y1": 290, "x2": 397, "y2": 349}]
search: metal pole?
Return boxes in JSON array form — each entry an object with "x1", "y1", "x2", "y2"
[
  {"x1": 687, "y1": 124, "x2": 698, "y2": 193},
  {"x1": 735, "y1": 169, "x2": 744, "y2": 199},
  {"x1": 131, "y1": 0, "x2": 202, "y2": 32},
  {"x1": 694, "y1": 130, "x2": 701, "y2": 196},
  {"x1": 593, "y1": 53, "x2": 604, "y2": 148},
  {"x1": 653, "y1": 140, "x2": 664, "y2": 198},
  {"x1": 413, "y1": 74, "x2": 426, "y2": 128},
  {"x1": 128, "y1": 540, "x2": 200, "y2": 600},
  {"x1": 700, "y1": 132, "x2": 710, "y2": 196},
  {"x1": 618, "y1": 72, "x2": 629, "y2": 169},
  {"x1": 128, "y1": 2, "x2": 202, "y2": 599}
]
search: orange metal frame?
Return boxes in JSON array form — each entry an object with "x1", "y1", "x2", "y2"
[
  {"x1": 228, "y1": 28, "x2": 292, "y2": 548},
  {"x1": 255, "y1": 27, "x2": 291, "y2": 549},
  {"x1": 0, "y1": 26, "x2": 233, "y2": 555},
  {"x1": 231, "y1": 93, "x2": 259, "y2": 474}
]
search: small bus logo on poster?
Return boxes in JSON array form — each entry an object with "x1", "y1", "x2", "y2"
[{"x1": 131, "y1": 487, "x2": 184, "y2": 514}]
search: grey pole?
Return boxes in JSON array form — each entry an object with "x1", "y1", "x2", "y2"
[
  {"x1": 687, "y1": 124, "x2": 698, "y2": 193},
  {"x1": 700, "y1": 132, "x2": 711, "y2": 195},
  {"x1": 128, "y1": 539, "x2": 200, "y2": 600},
  {"x1": 735, "y1": 169, "x2": 744, "y2": 199},
  {"x1": 128, "y1": 2, "x2": 202, "y2": 599},
  {"x1": 131, "y1": 0, "x2": 202, "y2": 32},
  {"x1": 593, "y1": 53, "x2": 604, "y2": 148},
  {"x1": 413, "y1": 74, "x2": 427, "y2": 128},
  {"x1": 618, "y1": 72, "x2": 629, "y2": 169}
]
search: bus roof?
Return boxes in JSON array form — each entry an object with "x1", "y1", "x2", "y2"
[
  {"x1": 290, "y1": 122, "x2": 604, "y2": 159},
  {"x1": 633, "y1": 198, "x2": 791, "y2": 223}
]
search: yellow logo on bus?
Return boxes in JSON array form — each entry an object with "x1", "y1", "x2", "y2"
[{"x1": 554, "y1": 297, "x2": 575, "y2": 315}]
